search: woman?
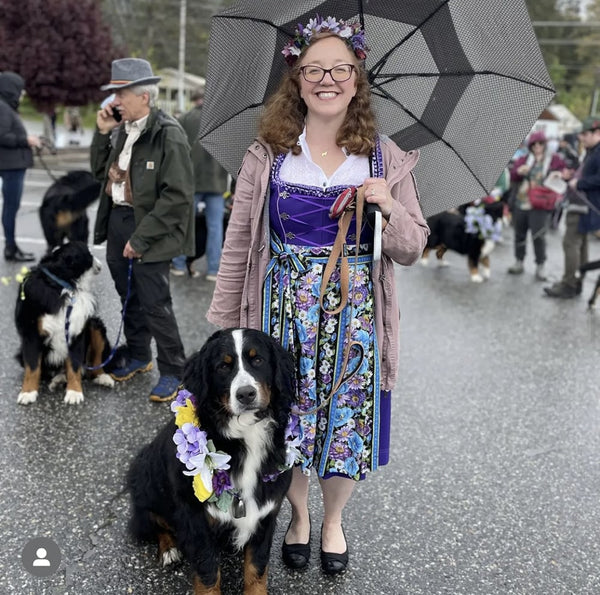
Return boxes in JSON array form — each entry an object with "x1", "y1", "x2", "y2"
[
  {"x1": 508, "y1": 130, "x2": 568, "y2": 280},
  {"x1": 206, "y1": 16, "x2": 429, "y2": 574},
  {"x1": 0, "y1": 72, "x2": 40, "y2": 262}
]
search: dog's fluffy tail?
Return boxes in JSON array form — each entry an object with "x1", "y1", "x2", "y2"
[{"x1": 57, "y1": 180, "x2": 101, "y2": 214}]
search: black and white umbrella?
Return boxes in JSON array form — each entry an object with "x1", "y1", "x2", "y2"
[{"x1": 198, "y1": 0, "x2": 554, "y2": 217}]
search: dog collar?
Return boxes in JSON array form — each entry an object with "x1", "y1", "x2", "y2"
[
  {"x1": 171, "y1": 389, "x2": 301, "y2": 516},
  {"x1": 39, "y1": 266, "x2": 75, "y2": 296}
]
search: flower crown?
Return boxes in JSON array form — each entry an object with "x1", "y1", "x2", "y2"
[{"x1": 282, "y1": 15, "x2": 368, "y2": 67}]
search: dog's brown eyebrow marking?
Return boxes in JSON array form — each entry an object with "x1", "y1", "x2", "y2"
[
  {"x1": 248, "y1": 348, "x2": 257, "y2": 358},
  {"x1": 223, "y1": 354, "x2": 233, "y2": 364}
]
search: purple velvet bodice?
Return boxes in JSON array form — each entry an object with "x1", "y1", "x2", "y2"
[{"x1": 269, "y1": 151, "x2": 382, "y2": 247}]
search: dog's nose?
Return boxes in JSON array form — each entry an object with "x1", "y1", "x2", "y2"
[{"x1": 235, "y1": 385, "x2": 257, "y2": 406}]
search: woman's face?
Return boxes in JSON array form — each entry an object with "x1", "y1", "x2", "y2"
[
  {"x1": 530, "y1": 140, "x2": 545, "y2": 158},
  {"x1": 297, "y1": 36, "x2": 358, "y2": 123}
]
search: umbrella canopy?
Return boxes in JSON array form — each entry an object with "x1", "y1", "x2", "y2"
[{"x1": 198, "y1": 0, "x2": 554, "y2": 217}]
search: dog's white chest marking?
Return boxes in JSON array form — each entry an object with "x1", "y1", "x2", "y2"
[
  {"x1": 41, "y1": 270, "x2": 97, "y2": 365},
  {"x1": 209, "y1": 416, "x2": 277, "y2": 549}
]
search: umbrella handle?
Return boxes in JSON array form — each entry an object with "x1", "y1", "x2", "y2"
[{"x1": 365, "y1": 202, "x2": 381, "y2": 229}]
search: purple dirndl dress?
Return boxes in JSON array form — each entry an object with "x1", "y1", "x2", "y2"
[{"x1": 262, "y1": 142, "x2": 392, "y2": 481}]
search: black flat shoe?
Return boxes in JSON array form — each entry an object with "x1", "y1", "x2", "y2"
[
  {"x1": 282, "y1": 516, "x2": 311, "y2": 569},
  {"x1": 320, "y1": 524, "x2": 349, "y2": 575},
  {"x1": 4, "y1": 246, "x2": 35, "y2": 262}
]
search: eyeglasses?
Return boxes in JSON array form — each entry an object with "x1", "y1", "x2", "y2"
[{"x1": 299, "y1": 64, "x2": 355, "y2": 83}]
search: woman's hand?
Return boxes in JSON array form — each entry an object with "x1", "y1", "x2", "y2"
[
  {"x1": 516, "y1": 164, "x2": 531, "y2": 176},
  {"x1": 363, "y1": 177, "x2": 393, "y2": 220}
]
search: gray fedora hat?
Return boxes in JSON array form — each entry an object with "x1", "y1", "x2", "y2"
[{"x1": 100, "y1": 58, "x2": 161, "y2": 91}]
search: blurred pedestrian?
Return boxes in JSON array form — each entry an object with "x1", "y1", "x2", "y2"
[
  {"x1": 0, "y1": 71, "x2": 40, "y2": 262},
  {"x1": 91, "y1": 58, "x2": 195, "y2": 402},
  {"x1": 507, "y1": 130, "x2": 568, "y2": 281},
  {"x1": 206, "y1": 16, "x2": 429, "y2": 574},
  {"x1": 171, "y1": 88, "x2": 229, "y2": 280},
  {"x1": 545, "y1": 117, "x2": 600, "y2": 298}
]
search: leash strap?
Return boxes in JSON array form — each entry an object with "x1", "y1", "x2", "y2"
[
  {"x1": 299, "y1": 187, "x2": 367, "y2": 416},
  {"x1": 85, "y1": 258, "x2": 133, "y2": 371}
]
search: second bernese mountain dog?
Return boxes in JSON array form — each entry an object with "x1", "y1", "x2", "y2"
[
  {"x1": 126, "y1": 328, "x2": 296, "y2": 594},
  {"x1": 14, "y1": 241, "x2": 114, "y2": 405}
]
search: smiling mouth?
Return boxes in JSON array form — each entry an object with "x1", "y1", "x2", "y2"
[{"x1": 317, "y1": 92, "x2": 338, "y2": 99}]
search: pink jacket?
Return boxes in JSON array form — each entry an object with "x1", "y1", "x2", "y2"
[{"x1": 206, "y1": 136, "x2": 430, "y2": 390}]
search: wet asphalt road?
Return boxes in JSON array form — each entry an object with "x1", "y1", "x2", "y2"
[{"x1": 1, "y1": 144, "x2": 600, "y2": 594}]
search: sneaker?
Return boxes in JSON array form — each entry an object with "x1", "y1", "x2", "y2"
[
  {"x1": 544, "y1": 283, "x2": 578, "y2": 299},
  {"x1": 205, "y1": 274, "x2": 218, "y2": 282},
  {"x1": 109, "y1": 358, "x2": 153, "y2": 382},
  {"x1": 508, "y1": 261, "x2": 524, "y2": 275},
  {"x1": 535, "y1": 264, "x2": 547, "y2": 282},
  {"x1": 170, "y1": 264, "x2": 185, "y2": 277},
  {"x1": 149, "y1": 375, "x2": 181, "y2": 402}
]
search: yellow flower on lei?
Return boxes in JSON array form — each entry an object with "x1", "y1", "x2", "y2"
[
  {"x1": 175, "y1": 398, "x2": 199, "y2": 428},
  {"x1": 192, "y1": 474, "x2": 212, "y2": 502}
]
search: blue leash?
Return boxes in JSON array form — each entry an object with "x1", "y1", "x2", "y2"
[{"x1": 40, "y1": 258, "x2": 133, "y2": 371}]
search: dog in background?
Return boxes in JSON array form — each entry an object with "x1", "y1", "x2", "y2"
[
  {"x1": 39, "y1": 170, "x2": 101, "y2": 254},
  {"x1": 421, "y1": 200, "x2": 504, "y2": 282},
  {"x1": 126, "y1": 328, "x2": 295, "y2": 594},
  {"x1": 15, "y1": 241, "x2": 114, "y2": 405}
]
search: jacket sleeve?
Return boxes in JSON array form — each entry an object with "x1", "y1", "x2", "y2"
[
  {"x1": 577, "y1": 151, "x2": 600, "y2": 194},
  {"x1": 90, "y1": 130, "x2": 113, "y2": 181},
  {"x1": 0, "y1": 108, "x2": 28, "y2": 148},
  {"x1": 129, "y1": 127, "x2": 194, "y2": 254},
  {"x1": 380, "y1": 142, "x2": 429, "y2": 266},
  {"x1": 206, "y1": 148, "x2": 259, "y2": 328}
]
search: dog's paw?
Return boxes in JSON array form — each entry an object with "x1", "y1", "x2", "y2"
[
  {"x1": 17, "y1": 391, "x2": 38, "y2": 405},
  {"x1": 64, "y1": 390, "x2": 84, "y2": 405},
  {"x1": 419, "y1": 257, "x2": 429, "y2": 267},
  {"x1": 161, "y1": 547, "x2": 183, "y2": 567},
  {"x1": 93, "y1": 373, "x2": 115, "y2": 388},
  {"x1": 470, "y1": 273, "x2": 484, "y2": 283},
  {"x1": 481, "y1": 266, "x2": 491, "y2": 280},
  {"x1": 49, "y1": 373, "x2": 67, "y2": 391},
  {"x1": 438, "y1": 259, "x2": 450, "y2": 268}
]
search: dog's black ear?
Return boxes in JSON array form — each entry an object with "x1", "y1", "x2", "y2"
[
  {"x1": 271, "y1": 337, "x2": 296, "y2": 412},
  {"x1": 182, "y1": 330, "x2": 223, "y2": 404}
]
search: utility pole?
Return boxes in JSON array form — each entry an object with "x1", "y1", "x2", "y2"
[{"x1": 178, "y1": 0, "x2": 187, "y2": 114}]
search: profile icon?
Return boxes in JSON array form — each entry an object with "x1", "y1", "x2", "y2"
[
  {"x1": 32, "y1": 547, "x2": 51, "y2": 567},
  {"x1": 21, "y1": 537, "x2": 61, "y2": 577}
]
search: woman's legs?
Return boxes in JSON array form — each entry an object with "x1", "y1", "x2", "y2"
[
  {"x1": 284, "y1": 466, "x2": 311, "y2": 544},
  {"x1": 1, "y1": 168, "x2": 26, "y2": 248},
  {"x1": 319, "y1": 475, "x2": 356, "y2": 553}
]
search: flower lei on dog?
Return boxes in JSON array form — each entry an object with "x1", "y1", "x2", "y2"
[
  {"x1": 171, "y1": 389, "x2": 301, "y2": 512},
  {"x1": 464, "y1": 204, "x2": 503, "y2": 242},
  {"x1": 282, "y1": 15, "x2": 368, "y2": 66}
]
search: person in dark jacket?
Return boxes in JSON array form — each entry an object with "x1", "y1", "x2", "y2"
[
  {"x1": 0, "y1": 72, "x2": 41, "y2": 261},
  {"x1": 545, "y1": 117, "x2": 600, "y2": 298},
  {"x1": 91, "y1": 58, "x2": 195, "y2": 402},
  {"x1": 171, "y1": 88, "x2": 229, "y2": 279}
]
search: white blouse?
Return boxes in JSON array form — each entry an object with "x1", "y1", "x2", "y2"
[{"x1": 279, "y1": 128, "x2": 370, "y2": 189}]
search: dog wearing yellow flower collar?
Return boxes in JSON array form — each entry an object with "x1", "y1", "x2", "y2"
[{"x1": 126, "y1": 328, "x2": 297, "y2": 594}]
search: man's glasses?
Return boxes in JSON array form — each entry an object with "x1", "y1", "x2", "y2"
[{"x1": 299, "y1": 64, "x2": 355, "y2": 83}]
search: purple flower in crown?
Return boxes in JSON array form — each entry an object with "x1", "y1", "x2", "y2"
[{"x1": 282, "y1": 14, "x2": 369, "y2": 67}]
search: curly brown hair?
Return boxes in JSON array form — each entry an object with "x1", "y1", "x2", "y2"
[{"x1": 258, "y1": 34, "x2": 377, "y2": 157}]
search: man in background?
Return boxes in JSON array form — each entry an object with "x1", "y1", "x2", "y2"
[{"x1": 171, "y1": 88, "x2": 229, "y2": 280}]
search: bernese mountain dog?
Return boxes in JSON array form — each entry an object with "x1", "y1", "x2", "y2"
[
  {"x1": 421, "y1": 200, "x2": 505, "y2": 282},
  {"x1": 39, "y1": 170, "x2": 101, "y2": 255},
  {"x1": 126, "y1": 328, "x2": 295, "y2": 595},
  {"x1": 15, "y1": 241, "x2": 114, "y2": 405}
]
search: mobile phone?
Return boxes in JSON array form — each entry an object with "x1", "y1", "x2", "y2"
[{"x1": 113, "y1": 108, "x2": 122, "y2": 123}]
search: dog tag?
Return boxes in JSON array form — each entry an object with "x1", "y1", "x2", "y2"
[{"x1": 232, "y1": 496, "x2": 246, "y2": 519}]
